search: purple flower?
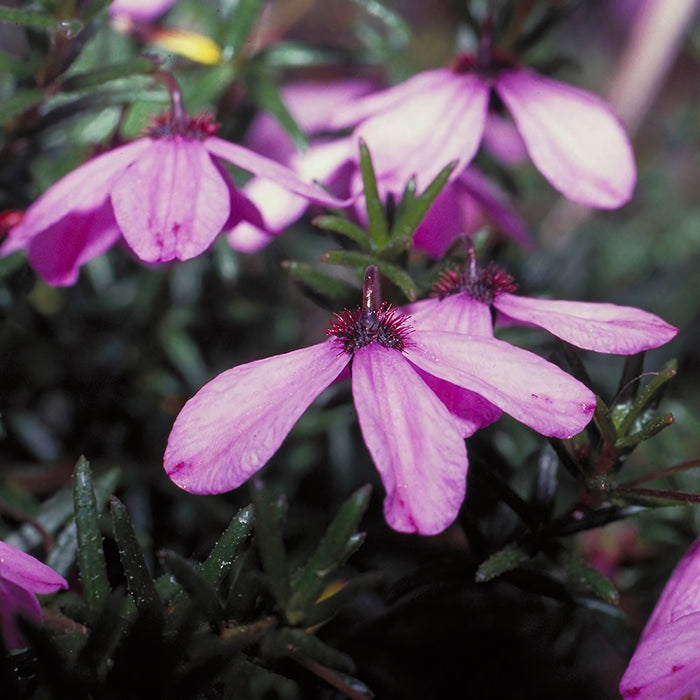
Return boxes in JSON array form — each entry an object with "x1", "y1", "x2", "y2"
[
  {"x1": 408, "y1": 252, "x2": 678, "y2": 356},
  {"x1": 403, "y1": 250, "x2": 676, "y2": 434},
  {"x1": 620, "y1": 537, "x2": 700, "y2": 699},
  {"x1": 0, "y1": 541, "x2": 68, "y2": 650},
  {"x1": 228, "y1": 80, "x2": 529, "y2": 256},
  {"x1": 1, "y1": 112, "x2": 351, "y2": 286},
  {"x1": 164, "y1": 267, "x2": 595, "y2": 535},
  {"x1": 110, "y1": 0, "x2": 176, "y2": 22},
  {"x1": 329, "y1": 52, "x2": 636, "y2": 208}
]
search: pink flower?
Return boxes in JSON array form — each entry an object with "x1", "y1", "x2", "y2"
[
  {"x1": 164, "y1": 267, "x2": 595, "y2": 535},
  {"x1": 229, "y1": 81, "x2": 529, "y2": 256},
  {"x1": 0, "y1": 541, "x2": 68, "y2": 649},
  {"x1": 404, "y1": 251, "x2": 676, "y2": 435},
  {"x1": 110, "y1": 0, "x2": 176, "y2": 22},
  {"x1": 1, "y1": 112, "x2": 351, "y2": 286},
  {"x1": 620, "y1": 536, "x2": 700, "y2": 699},
  {"x1": 329, "y1": 52, "x2": 636, "y2": 208},
  {"x1": 408, "y1": 254, "x2": 678, "y2": 355}
]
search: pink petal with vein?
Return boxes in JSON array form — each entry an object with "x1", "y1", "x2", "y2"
[
  {"x1": 111, "y1": 139, "x2": 230, "y2": 262},
  {"x1": 620, "y1": 612, "x2": 700, "y2": 700},
  {"x1": 352, "y1": 345, "x2": 467, "y2": 535},
  {"x1": 641, "y1": 537, "x2": 700, "y2": 642},
  {"x1": 494, "y1": 294, "x2": 678, "y2": 354},
  {"x1": 205, "y1": 137, "x2": 355, "y2": 208},
  {"x1": 405, "y1": 295, "x2": 493, "y2": 336},
  {"x1": 495, "y1": 67, "x2": 636, "y2": 208},
  {"x1": 1, "y1": 139, "x2": 149, "y2": 255},
  {"x1": 353, "y1": 71, "x2": 490, "y2": 191},
  {"x1": 0, "y1": 541, "x2": 68, "y2": 593},
  {"x1": 24, "y1": 207, "x2": 121, "y2": 286},
  {"x1": 405, "y1": 331, "x2": 595, "y2": 438},
  {"x1": 110, "y1": 0, "x2": 175, "y2": 20},
  {"x1": 164, "y1": 342, "x2": 348, "y2": 494},
  {"x1": 328, "y1": 69, "x2": 450, "y2": 130}
]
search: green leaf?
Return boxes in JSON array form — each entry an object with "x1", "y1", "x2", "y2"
[
  {"x1": 58, "y1": 57, "x2": 160, "y2": 93},
  {"x1": 358, "y1": 140, "x2": 389, "y2": 250},
  {"x1": 73, "y1": 456, "x2": 110, "y2": 614},
  {"x1": 614, "y1": 413, "x2": 675, "y2": 450},
  {"x1": 42, "y1": 468, "x2": 121, "y2": 576},
  {"x1": 251, "y1": 479, "x2": 290, "y2": 607},
  {"x1": 389, "y1": 161, "x2": 457, "y2": 247},
  {"x1": 282, "y1": 260, "x2": 359, "y2": 306},
  {"x1": 161, "y1": 550, "x2": 223, "y2": 620},
  {"x1": 224, "y1": 0, "x2": 266, "y2": 56},
  {"x1": 475, "y1": 544, "x2": 531, "y2": 583},
  {"x1": 286, "y1": 485, "x2": 370, "y2": 624},
  {"x1": 592, "y1": 396, "x2": 617, "y2": 445},
  {"x1": 0, "y1": 89, "x2": 45, "y2": 124},
  {"x1": 0, "y1": 7, "x2": 82, "y2": 33},
  {"x1": 312, "y1": 215, "x2": 370, "y2": 249},
  {"x1": 200, "y1": 505, "x2": 254, "y2": 585},
  {"x1": 276, "y1": 628, "x2": 355, "y2": 674},
  {"x1": 560, "y1": 553, "x2": 619, "y2": 605},
  {"x1": 248, "y1": 68, "x2": 308, "y2": 151},
  {"x1": 320, "y1": 250, "x2": 418, "y2": 301},
  {"x1": 110, "y1": 496, "x2": 160, "y2": 614},
  {"x1": 351, "y1": 0, "x2": 412, "y2": 49},
  {"x1": 616, "y1": 359, "x2": 677, "y2": 436}
]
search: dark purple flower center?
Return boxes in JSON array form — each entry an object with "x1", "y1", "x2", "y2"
[
  {"x1": 451, "y1": 50, "x2": 517, "y2": 81},
  {"x1": 432, "y1": 263, "x2": 517, "y2": 304},
  {"x1": 145, "y1": 112, "x2": 219, "y2": 140},
  {"x1": 326, "y1": 303, "x2": 412, "y2": 354}
]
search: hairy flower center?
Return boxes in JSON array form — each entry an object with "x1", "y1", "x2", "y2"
[
  {"x1": 451, "y1": 49, "x2": 516, "y2": 80},
  {"x1": 326, "y1": 303, "x2": 412, "y2": 354},
  {"x1": 432, "y1": 263, "x2": 517, "y2": 304},
  {"x1": 145, "y1": 112, "x2": 219, "y2": 140}
]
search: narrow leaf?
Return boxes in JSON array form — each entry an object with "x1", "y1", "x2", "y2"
[
  {"x1": 251, "y1": 480, "x2": 290, "y2": 607},
  {"x1": 161, "y1": 550, "x2": 222, "y2": 620},
  {"x1": 561, "y1": 553, "x2": 619, "y2": 605},
  {"x1": 358, "y1": 140, "x2": 389, "y2": 249},
  {"x1": 224, "y1": 0, "x2": 265, "y2": 56},
  {"x1": 59, "y1": 58, "x2": 159, "y2": 92},
  {"x1": 302, "y1": 572, "x2": 382, "y2": 627},
  {"x1": 281, "y1": 260, "x2": 359, "y2": 305},
  {"x1": 475, "y1": 544, "x2": 531, "y2": 583},
  {"x1": 390, "y1": 161, "x2": 456, "y2": 245},
  {"x1": 0, "y1": 7, "x2": 82, "y2": 33},
  {"x1": 616, "y1": 359, "x2": 677, "y2": 436},
  {"x1": 0, "y1": 89, "x2": 45, "y2": 124},
  {"x1": 614, "y1": 413, "x2": 675, "y2": 449},
  {"x1": 278, "y1": 628, "x2": 355, "y2": 673},
  {"x1": 312, "y1": 215, "x2": 370, "y2": 249},
  {"x1": 286, "y1": 485, "x2": 371, "y2": 623},
  {"x1": 73, "y1": 456, "x2": 109, "y2": 613},
  {"x1": 110, "y1": 496, "x2": 160, "y2": 613},
  {"x1": 200, "y1": 505, "x2": 254, "y2": 585}
]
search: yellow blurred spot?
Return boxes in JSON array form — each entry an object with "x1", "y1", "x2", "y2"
[
  {"x1": 317, "y1": 579, "x2": 346, "y2": 602},
  {"x1": 150, "y1": 28, "x2": 221, "y2": 65}
]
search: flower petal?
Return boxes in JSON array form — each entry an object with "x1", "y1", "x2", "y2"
[
  {"x1": 353, "y1": 71, "x2": 490, "y2": 191},
  {"x1": 494, "y1": 294, "x2": 678, "y2": 354},
  {"x1": 24, "y1": 205, "x2": 121, "y2": 286},
  {"x1": 0, "y1": 541, "x2": 68, "y2": 594},
  {"x1": 405, "y1": 295, "x2": 493, "y2": 336},
  {"x1": 0, "y1": 579, "x2": 41, "y2": 649},
  {"x1": 1, "y1": 139, "x2": 149, "y2": 256},
  {"x1": 641, "y1": 537, "x2": 700, "y2": 641},
  {"x1": 457, "y1": 169, "x2": 533, "y2": 248},
  {"x1": 495, "y1": 67, "x2": 636, "y2": 208},
  {"x1": 164, "y1": 342, "x2": 348, "y2": 494},
  {"x1": 352, "y1": 344, "x2": 467, "y2": 535},
  {"x1": 205, "y1": 137, "x2": 355, "y2": 209},
  {"x1": 111, "y1": 139, "x2": 230, "y2": 263},
  {"x1": 620, "y1": 613, "x2": 700, "y2": 700},
  {"x1": 405, "y1": 331, "x2": 595, "y2": 438},
  {"x1": 412, "y1": 183, "x2": 464, "y2": 258}
]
